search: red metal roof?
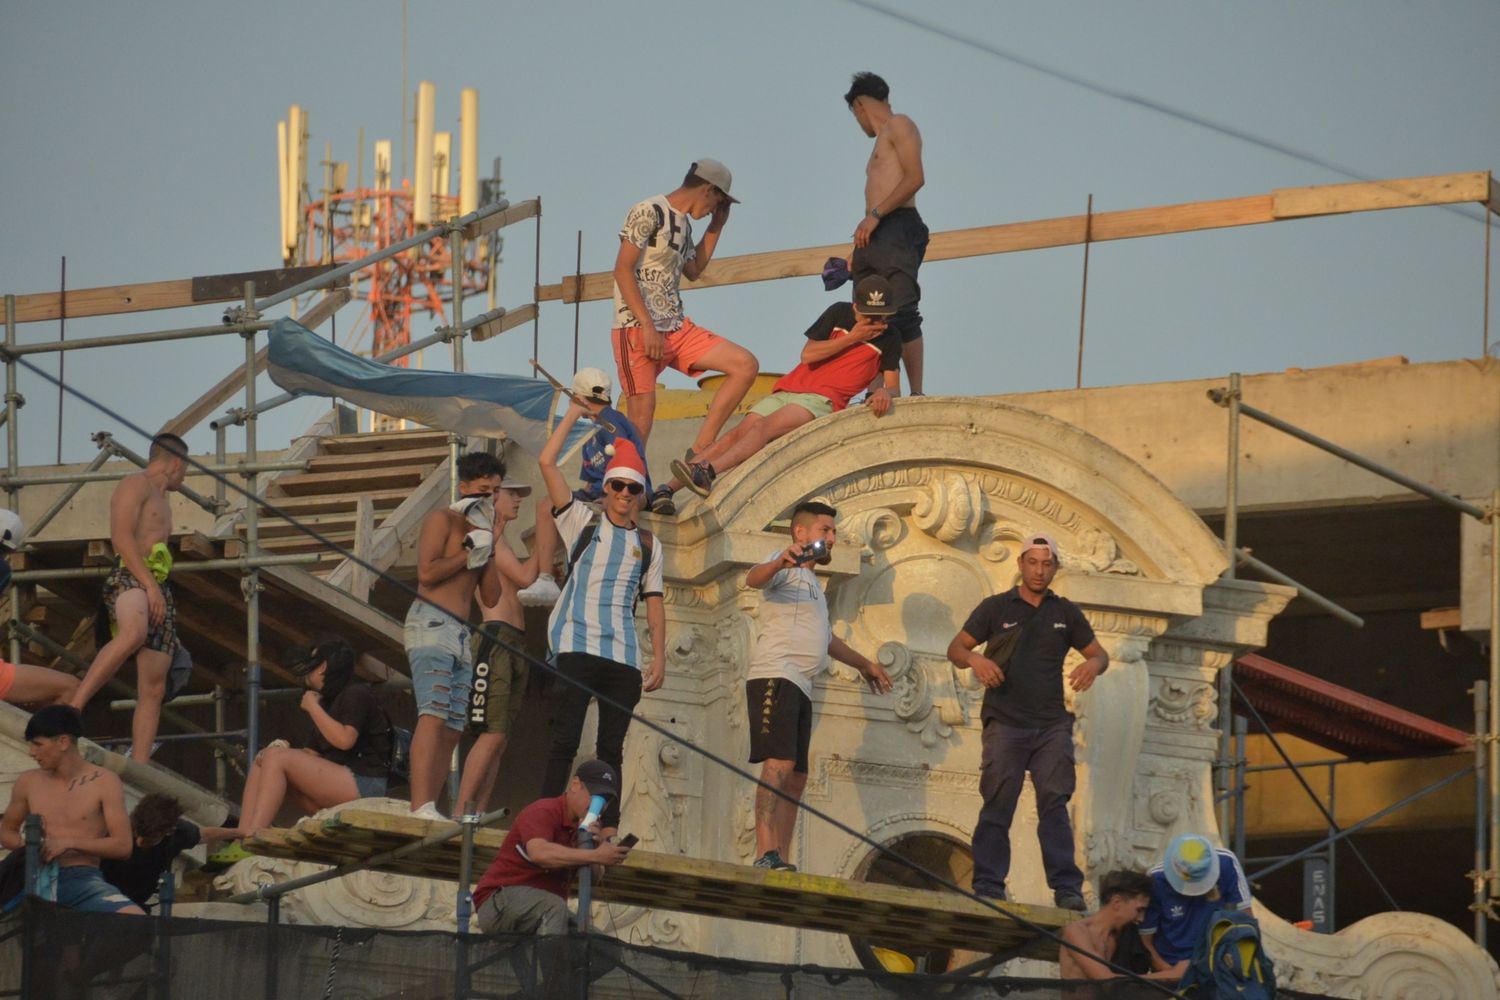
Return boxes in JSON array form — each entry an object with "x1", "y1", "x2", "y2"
[{"x1": 1233, "y1": 653, "x2": 1472, "y2": 760}]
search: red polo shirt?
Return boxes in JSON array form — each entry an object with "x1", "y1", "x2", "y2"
[
  {"x1": 771, "y1": 302, "x2": 902, "y2": 411},
  {"x1": 473, "y1": 795, "x2": 578, "y2": 907}
]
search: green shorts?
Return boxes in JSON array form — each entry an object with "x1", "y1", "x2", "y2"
[
  {"x1": 750, "y1": 391, "x2": 833, "y2": 421},
  {"x1": 468, "y1": 621, "x2": 528, "y2": 735}
]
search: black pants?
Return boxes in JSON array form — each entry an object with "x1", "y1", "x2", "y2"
[{"x1": 540, "y1": 652, "x2": 643, "y2": 828}]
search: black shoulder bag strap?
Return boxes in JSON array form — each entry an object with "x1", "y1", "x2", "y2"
[{"x1": 981, "y1": 600, "x2": 1045, "y2": 670}]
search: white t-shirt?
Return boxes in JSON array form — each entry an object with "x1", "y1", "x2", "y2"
[
  {"x1": 612, "y1": 195, "x2": 696, "y2": 332},
  {"x1": 547, "y1": 501, "x2": 664, "y2": 669},
  {"x1": 745, "y1": 548, "x2": 831, "y2": 698}
]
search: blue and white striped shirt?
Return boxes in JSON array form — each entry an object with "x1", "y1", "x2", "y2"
[{"x1": 547, "y1": 502, "x2": 664, "y2": 668}]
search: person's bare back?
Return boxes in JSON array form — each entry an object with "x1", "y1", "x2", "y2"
[{"x1": 864, "y1": 114, "x2": 921, "y2": 214}]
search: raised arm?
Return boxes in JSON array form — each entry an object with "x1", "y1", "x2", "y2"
[
  {"x1": 745, "y1": 545, "x2": 801, "y2": 590},
  {"x1": 799, "y1": 315, "x2": 886, "y2": 366},
  {"x1": 682, "y1": 202, "x2": 729, "y2": 281},
  {"x1": 539, "y1": 403, "x2": 587, "y2": 510}
]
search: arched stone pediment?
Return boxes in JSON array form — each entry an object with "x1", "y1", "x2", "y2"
[{"x1": 685, "y1": 397, "x2": 1228, "y2": 588}]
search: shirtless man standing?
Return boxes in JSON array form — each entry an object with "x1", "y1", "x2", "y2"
[
  {"x1": 405, "y1": 452, "x2": 508, "y2": 819},
  {"x1": 846, "y1": 72, "x2": 929, "y2": 395},
  {"x1": 456, "y1": 482, "x2": 558, "y2": 814},
  {"x1": 0, "y1": 706, "x2": 140, "y2": 915},
  {"x1": 70, "y1": 432, "x2": 188, "y2": 762}
]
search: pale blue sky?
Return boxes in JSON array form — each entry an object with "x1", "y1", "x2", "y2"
[{"x1": 2, "y1": 0, "x2": 1496, "y2": 463}]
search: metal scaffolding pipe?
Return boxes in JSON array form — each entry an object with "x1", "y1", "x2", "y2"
[
  {"x1": 0, "y1": 460, "x2": 305, "y2": 488},
  {"x1": 1207, "y1": 387, "x2": 1488, "y2": 521},
  {"x1": 10, "y1": 553, "x2": 319, "y2": 582},
  {"x1": 22, "y1": 439, "x2": 113, "y2": 540},
  {"x1": 3, "y1": 319, "x2": 270, "y2": 358},
  {"x1": 1475, "y1": 680, "x2": 1489, "y2": 948},
  {"x1": 109, "y1": 687, "x2": 302, "y2": 712},
  {"x1": 1490, "y1": 489, "x2": 1499, "y2": 899},
  {"x1": 99, "y1": 434, "x2": 222, "y2": 516},
  {"x1": 252, "y1": 199, "x2": 511, "y2": 313},
  {"x1": 1236, "y1": 549, "x2": 1365, "y2": 628},
  {"x1": 6, "y1": 295, "x2": 20, "y2": 666},
  {"x1": 242, "y1": 282, "x2": 264, "y2": 765}
]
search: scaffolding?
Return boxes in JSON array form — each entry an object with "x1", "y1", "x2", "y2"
[{"x1": 0, "y1": 167, "x2": 1496, "y2": 966}]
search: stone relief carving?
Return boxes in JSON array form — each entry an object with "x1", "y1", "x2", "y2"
[
  {"x1": 913, "y1": 471, "x2": 987, "y2": 543},
  {"x1": 211, "y1": 798, "x2": 457, "y2": 929},
  {"x1": 840, "y1": 506, "x2": 905, "y2": 558},
  {"x1": 1148, "y1": 675, "x2": 1219, "y2": 731},
  {"x1": 856, "y1": 641, "x2": 971, "y2": 748}
]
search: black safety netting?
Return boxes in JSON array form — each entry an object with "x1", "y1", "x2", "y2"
[{"x1": 0, "y1": 899, "x2": 1329, "y2": 999}]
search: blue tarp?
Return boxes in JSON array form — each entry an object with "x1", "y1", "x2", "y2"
[{"x1": 267, "y1": 318, "x2": 588, "y2": 457}]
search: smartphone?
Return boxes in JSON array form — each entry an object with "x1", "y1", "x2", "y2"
[{"x1": 616, "y1": 833, "x2": 639, "y2": 848}]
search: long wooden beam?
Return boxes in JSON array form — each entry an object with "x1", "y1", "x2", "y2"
[
  {"x1": 8, "y1": 264, "x2": 343, "y2": 324},
  {"x1": 537, "y1": 170, "x2": 1495, "y2": 305}
]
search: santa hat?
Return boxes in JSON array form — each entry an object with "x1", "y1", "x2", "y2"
[{"x1": 603, "y1": 438, "x2": 647, "y2": 488}]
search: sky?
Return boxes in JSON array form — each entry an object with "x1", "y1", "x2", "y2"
[{"x1": 2, "y1": 0, "x2": 1497, "y2": 465}]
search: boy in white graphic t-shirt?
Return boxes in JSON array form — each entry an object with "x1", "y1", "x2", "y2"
[
  {"x1": 742, "y1": 501, "x2": 892, "y2": 871},
  {"x1": 608, "y1": 160, "x2": 760, "y2": 506}
]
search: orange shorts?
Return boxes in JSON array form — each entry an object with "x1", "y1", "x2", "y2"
[
  {"x1": 0, "y1": 659, "x2": 14, "y2": 701},
  {"x1": 612, "y1": 317, "x2": 726, "y2": 398}
]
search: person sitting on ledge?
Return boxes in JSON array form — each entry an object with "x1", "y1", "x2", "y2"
[
  {"x1": 652, "y1": 275, "x2": 901, "y2": 512},
  {"x1": 202, "y1": 636, "x2": 391, "y2": 862}
]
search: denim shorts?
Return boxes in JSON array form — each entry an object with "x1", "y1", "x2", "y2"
[
  {"x1": 404, "y1": 600, "x2": 474, "y2": 731},
  {"x1": 54, "y1": 865, "x2": 137, "y2": 914},
  {"x1": 352, "y1": 770, "x2": 389, "y2": 798}
]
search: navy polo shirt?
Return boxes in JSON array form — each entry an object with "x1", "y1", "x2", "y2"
[{"x1": 961, "y1": 587, "x2": 1096, "y2": 727}]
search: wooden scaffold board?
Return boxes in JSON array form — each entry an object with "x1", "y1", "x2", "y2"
[{"x1": 246, "y1": 809, "x2": 1074, "y2": 960}]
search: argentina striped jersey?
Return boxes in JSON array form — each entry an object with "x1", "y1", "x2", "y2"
[{"x1": 547, "y1": 501, "x2": 664, "y2": 668}]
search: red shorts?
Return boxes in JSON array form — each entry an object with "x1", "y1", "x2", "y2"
[
  {"x1": 0, "y1": 659, "x2": 14, "y2": 701},
  {"x1": 612, "y1": 317, "x2": 726, "y2": 398}
]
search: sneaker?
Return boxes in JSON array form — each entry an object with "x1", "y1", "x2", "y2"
[
  {"x1": 647, "y1": 486, "x2": 676, "y2": 516},
  {"x1": 204, "y1": 840, "x2": 253, "y2": 871},
  {"x1": 410, "y1": 801, "x2": 448, "y2": 822},
  {"x1": 1053, "y1": 889, "x2": 1087, "y2": 912},
  {"x1": 974, "y1": 885, "x2": 1008, "y2": 902},
  {"x1": 518, "y1": 573, "x2": 562, "y2": 607},
  {"x1": 752, "y1": 850, "x2": 797, "y2": 872},
  {"x1": 669, "y1": 459, "x2": 716, "y2": 498}
]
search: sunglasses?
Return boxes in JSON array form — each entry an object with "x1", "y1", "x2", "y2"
[{"x1": 606, "y1": 479, "x2": 644, "y2": 496}]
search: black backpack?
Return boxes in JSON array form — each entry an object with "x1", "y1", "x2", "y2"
[{"x1": 1180, "y1": 908, "x2": 1276, "y2": 999}]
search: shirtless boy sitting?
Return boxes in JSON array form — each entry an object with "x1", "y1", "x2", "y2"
[
  {"x1": 0, "y1": 705, "x2": 140, "y2": 915},
  {"x1": 70, "y1": 432, "x2": 188, "y2": 762},
  {"x1": 1058, "y1": 870, "x2": 1175, "y2": 983}
]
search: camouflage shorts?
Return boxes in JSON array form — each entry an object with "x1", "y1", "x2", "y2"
[{"x1": 101, "y1": 567, "x2": 178, "y2": 656}]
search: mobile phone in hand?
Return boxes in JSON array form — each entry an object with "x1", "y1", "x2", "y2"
[{"x1": 616, "y1": 833, "x2": 639, "y2": 848}]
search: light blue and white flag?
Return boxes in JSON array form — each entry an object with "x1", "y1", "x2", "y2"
[{"x1": 267, "y1": 318, "x2": 588, "y2": 457}]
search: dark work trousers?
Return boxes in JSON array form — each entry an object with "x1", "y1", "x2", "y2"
[
  {"x1": 540, "y1": 652, "x2": 643, "y2": 828},
  {"x1": 971, "y1": 718, "x2": 1084, "y2": 897}
]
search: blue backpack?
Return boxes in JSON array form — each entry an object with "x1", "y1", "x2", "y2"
[{"x1": 1180, "y1": 909, "x2": 1276, "y2": 999}]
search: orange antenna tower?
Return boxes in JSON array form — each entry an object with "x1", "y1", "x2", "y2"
[{"x1": 277, "y1": 85, "x2": 497, "y2": 428}]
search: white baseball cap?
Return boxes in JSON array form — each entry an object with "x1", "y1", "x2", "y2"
[
  {"x1": 571, "y1": 367, "x2": 612, "y2": 404},
  {"x1": 1019, "y1": 533, "x2": 1059, "y2": 561}
]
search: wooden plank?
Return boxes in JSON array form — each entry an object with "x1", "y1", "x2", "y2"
[
  {"x1": 270, "y1": 465, "x2": 436, "y2": 497},
  {"x1": 178, "y1": 532, "x2": 219, "y2": 560},
  {"x1": 461, "y1": 198, "x2": 541, "y2": 240},
  {"x1": 1420, "y1": 607, "x2": 1463, "y2": 630},
  {"x1": 257, "y1": 489, "x2": 410, "y2": 517},
  {"x1": 1490, "y1": 172, "x2": 1500, "y2": 217},
  {"x1": 305, "y1": 446, "x2": 452, "y2": 473},
  {"x1": 349, "y1": 496, "x2": 375, "y2": 602},
  {"x1": 470, "y1": 302, "x2": 537, "y2": 343},
  {"x1": 189, "y1": 264, "x2": 342, "y2": 303},
  {"x1": 317, "y1": 430, "x2": 454, "y2": 455},
  {"x1": 1273, "y1": 171, "x2": 1491, "y2": 219},
  {"x1": 261, "y1": 564, "x2": 404, "y2": 651},
  {"x1": 538, "y1": 171, "x2": 1493, "y2": 304},
  {"x1": 244, "y1": 808, "x2": 1071, "y2": 958},
  {"x1": 324, "y1": 459, "x2": 451, "y2": 593},
  {"x1": 8, "y1": 266, "x2": 346, "y2": 324}
]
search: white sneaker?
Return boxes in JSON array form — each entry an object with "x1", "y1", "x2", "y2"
[
  {"x1": 410, "y1": 802, "x2": 447, "y2": 822},
  {"x1": 519, "y1": 574, "x2": 562, "y2": 607}
]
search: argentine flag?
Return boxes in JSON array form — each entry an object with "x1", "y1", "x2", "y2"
[{"x1": 267, "y1": 318, "x2": 589, "y2": 458}]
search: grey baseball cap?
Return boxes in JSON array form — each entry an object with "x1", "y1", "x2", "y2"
[{"x1": 689, "y1": 158, "x2": 740, "y2": 203}]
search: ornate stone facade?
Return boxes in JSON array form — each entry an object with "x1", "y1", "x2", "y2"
[{"x1": 4, "y1": 397, "x2": 1493, "y2": 996}]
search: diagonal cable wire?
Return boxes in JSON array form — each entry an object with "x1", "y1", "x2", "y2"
[
  {"x1": 842, "y1": 0, "x2": 1496, "y2": 230},
  {"x1": 11, "y1": 354, "x2": 1183, "y2": 996}
]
